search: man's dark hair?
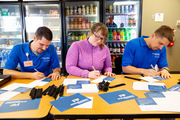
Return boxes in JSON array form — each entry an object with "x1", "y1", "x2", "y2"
[
  {"x1": 35, "y1": 26, "x2": 53, "y2": 41},
  {"x1": 154, "y1": 25, "x2": 173, "y2": 42}
]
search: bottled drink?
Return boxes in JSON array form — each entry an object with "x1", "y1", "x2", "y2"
[
  {"x1": 79, "y1": 33, "x2": 83, "y2": 41},
  {"x1": 70, "y1": 18, "x2": 74, "y2": 29},
  {"x1": 113, "y1": 5, "x2": 116, "y2": 13},
  {"x1": 120, "y1": 28, "x2": 124, "y2": 41},
  {"x1": 82, "y1": 5, "x2": 86, "y2": 15},
  {"x1": 108, "y1": 29, "x2": 113, "y2": 41},
  {"x1": 116, "y1": 43, "x2": 120, "y2": 53},
  {"x1": 131, "y1": 28, "x2": 136, "y2": 39},
  {"x1": 132, "y1": 15, "x2": 136, "y2": 27},
  {"x1": 86, "y1": 6, "x2": 89, "y2": 15},
  {"x1": 78, "y1": 6, "x2": 82, "y2": 15},
  {"x1": 75, "y1": 33, "x2": 79, "y2": 40},
  {"x1": 128, "y1": 5, "x2": 133, "y2": 13},
  {"x1": 106, "y1": 5, "x2": 109, "y2": 13},
  {"x1": 117, "y1": 5, "x2": 120, "y2": 13},
  {"x1": 113, "y1": 21, "x2": 117, "y2": 28},
  {"x1": 128, "y1": 15, "x2": 132, "y2": 27},
  {"x1": 94, "y1": 5, "x2": 97, "y2": 15},
  {"x1": 116, "y1": 28, "x2": 120, "y2": 40},
  {"x1": 109, "y1": 4, "x2": 113, "y2": 13},
  {"x1": 78, "y1": 18, "x2": 82, "y2": 29},
  {"x1": 124, "y1": 5, "x2": 128, "y2": 13},
  {"x1": 120, "y1": 43, "x2": 125, "y2": 53},
  {"x1": 113, "y1": 43, "x2": 117, "y2": 54},
  {"x1": 67, "y1": 18, "x2": 71, "y2": 29},
  {"x1": 121, "y1": 5, "x2": 124, "y2": 13},
  {"x1": 66, "y1": 6, "x2": 70, "y2": 15},
  {"x1": 67, "y1": 32, "x2": 72, "y2": 40},
  {"x1": 82, "y1": 32, "x2": 87, "y2": 40},
  {"x1": 90, "y1": 4, "x2": 93, "y2": 15},
  {"x1": 109, "y1": 43, "x2": 113, "y2": 53},
  {"x1": 74, "y1": 6, "x2": 77, "y2": 15},
  {"x1": 86, "y1": 18, "x2": 90, "y2": 29},
  {"x1": 70, "y1": 6, "x2": 73, "y2": 15},
  {"x1": 71, "y1": 32, "x2": 75, "y2": 40},
  {"x1": 74, "y1": 18, "x2": 78, "y2": 29},
  {"x1": 109, "y1": 19, "x2": 113, "y2": 28},
  {"x1": 82, "y1": 18, "x2": 86, "y2": 29},
  {"x1": 113, "y1": 29, "x2": 116, "y2": 41}
]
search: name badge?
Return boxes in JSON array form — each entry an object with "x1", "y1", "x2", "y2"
[{"x1": 24, "y1": 61, "x2": 33, "y2": 67}]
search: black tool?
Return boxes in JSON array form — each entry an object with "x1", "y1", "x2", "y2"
[
  {"x1": 124, "y1": 76, "x2": 141, "y2": 81},
  {"x1": 109, "y1": 83, "x2": 126, "y2": 88},
  {"x1": 98, "y1": 80, "x2": 110, "y2": 92}
]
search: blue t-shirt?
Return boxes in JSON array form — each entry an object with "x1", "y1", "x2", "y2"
[
  {"x1": 4, "y1": 41, "x2": 60, "y2": 76},
  {"x1": 122, "y1": 36, "x2": 168, "y2": 73}
]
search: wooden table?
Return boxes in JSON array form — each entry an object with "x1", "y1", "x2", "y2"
[
  {"x1": 0, "y1": 77, "x2": 64, "y2": 120},
  {"x1": 50, "y1": 74, "x2": 180, "y2": 119}
]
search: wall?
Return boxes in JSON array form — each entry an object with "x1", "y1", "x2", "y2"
[{"x1": 141, "y1": 0, "x2": 180, "y2": 72}]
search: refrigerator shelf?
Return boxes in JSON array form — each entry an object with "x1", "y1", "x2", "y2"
[
  {"x1": 106, "y1": 13, "x2": 137, "y2": 15},
  {"x1": 106, "y1": 40, "x2": 129, "y2": 42},
  {"x1": 28, "y1": 14, "x2": 59, "y2": 17},
  {"x1": 111, "y1": 53, "x2": 123, "y2": 55},
  {"x1": 107, "y1": 27, "x2": 136, "y2": 29},
  {"x1": 67, "y1": 29, "x2": 90, "y2": 32},
  {"x1": 66, "y1": 15, "x2": 97, "y2": 18},
  {"x1": 0, "y1": 16, "x2": 20, "y2": 18}
]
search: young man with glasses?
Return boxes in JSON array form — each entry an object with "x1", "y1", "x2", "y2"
[{"x1": 66, "y1": 22, "x2": 115, "y2": 79}]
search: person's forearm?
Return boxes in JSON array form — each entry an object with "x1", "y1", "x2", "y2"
[
  {"x1": 159, "y1": 67, "x2": 169, "y2": 72},
  {"x1": 53, "y1": 68, "x2": 61, "y2": 73},
  {"x1": 122, "y1": 66, "x2": 145, "y2": 74},
  {"x1": 3, "y1": 69, "x2": 33, "y2": 79}
]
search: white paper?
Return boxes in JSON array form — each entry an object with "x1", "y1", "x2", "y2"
[
  {"x1": 155, "y1": 13, "x2": 164, "y2": 22},
  {"x1": 74, "y1": 97, "x2": 93, "y2": 109},
  {"x1": 28, "y1": 80, "x2": 48, "y2": 87},
  {"x1": 91, "y1": 76, "x2": 107, "y2": 83},
  {"x1": 1, "y1": 83, "x2": 32, "y2": 90},
  {"x1": 63, "y1": 78, "x2": 90, "y2": 86},
  {"x1": 139, "y1": 92, "x2": 180, "y2": 112},
  {"x1": 139, "y1": 77, "x2": 159, "y2": 82},
  {"x1": 67, "y1": 84, "x2": 99, "y2": 94},
  {"x1": 0, "y1": 91, "x2": 20, "y2": 101},
  {"x1": 0, "y1": 79, "x2": 3, "y2": 81},
  {"x1": 133, "y1": 81, "x2": 165, "y2": 91}
]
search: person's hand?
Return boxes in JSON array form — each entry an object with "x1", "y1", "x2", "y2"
[
  {"x1": 104, "y1": 72, "x2": 116, "y2": 77},
  {"x1": 47, "y1": 71, "x2": 61, "y2": 80},
  {"x1": 142, "y1": 69, "x2": 159, "y2": 77},
  {"x1": 88, "y1": 70, "x2": 100, "y2": 79},
  {"x1": 32, "y1": 72, "x2": 45, "y2": 80},
  {"x1": 158, "y1": 69, "x2": 172, "y2": 79}
]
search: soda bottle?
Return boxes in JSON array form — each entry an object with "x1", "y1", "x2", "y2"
[
  {"x1": 70, "y1": 18, "x2": 74, "y2": 29},
  {"x1": 113, "y1": 29, "x2": 117, "y2": 41},
  {"x1": 109, "y1": 42, "x2": 113, "y2": 53},
  {"x1": 120, "y1": 28, "x2": 124, "y2": 41},
  {"x1": 109, "y1": 4, "x2": 113, "y2": 13},
  {"x1": 82, "y1": 32, "x2": 87, "y2": 40},
  {"x1": 116, "y1": 43, "x2": 120, "y2": 53},
  {"x1": 116, "y1": 28, "x2": 120, "y2": 40},
  {"x1": 71, "y1": 33, "x2": 75, "y2": 40},
  {"x1": 74, "y1": 6, "x2": 77, "y2": 15},
  {"x1": 113, "y1": 5, "x2": 116, "y2": 13},
  {"x1": 78, "y1": 6, "x2": 82, "y2": 15},
  {"x1": 113, "y1": 43, "x2": 117, "y2": 54},
  {"x1": 74, "y1": 18, "x2": 78, "y2": 29},
  {"x1": 124, "y1": 28, "x2": 127, "y2": 41},
  {"x1": 82, "y1": 5, "x2": 86, "y2": 15},
  {"x1": 66, "y1": 6, "x2": 70, "y2": 15},
  {"x1": 94, "y1": 5, "x2": 97, "y2": 15},
  {"x1": 70, "y1": 6, "x2": 73, "y2": 15},
  {"x1": 90, "y1": 4, "x2": 93, "y2": 15},
  {"x1": 120, "y1": 42, "x2": 124, "y2": 53},
  {"x1": 106, "y1": 5, "x2": 109, "y2": 13},
  {"x1": 108, "y1": 29, "x2": 113, "y2": 41},
  {"x1": 67, "y1": 17, "x2": 71, "y2": 29},
  {"x1": 86, "y1": 6, "x2": 89, "y2": 15},
  {"x1": 75, "y1": 33, "x2": 79, "y2": 40},
  {"x1": 109, "y1": 19, "x2": 113, "y2": 28},
  {"x1": 86, "y1": 18, "x2": 90, "y2": 29},
  {"x1": 82, "y1": 18, "x2": 86, "y2": 29},
  {"x1": 78, "y1": 18, "x2": 82, "y2": 29}
]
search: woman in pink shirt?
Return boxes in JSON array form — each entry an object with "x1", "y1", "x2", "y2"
[{"x1": 66, "y1": 22, "x2": 115, "y2": 78}]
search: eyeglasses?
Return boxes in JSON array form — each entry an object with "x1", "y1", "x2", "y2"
[{"x1": 93, "y1": 33, "x2": 106, "y2": 42}]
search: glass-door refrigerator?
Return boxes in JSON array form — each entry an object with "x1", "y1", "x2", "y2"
[
  {"x1": 103, "y1": 0, "x2": 142, "y2": 73},
  {"x1": 22, "y1": 1, "x2": 62, "y2": 67},
  {"x1": 0, "y1": 2, "x2": 23, "y2": 69},
  {"x1": 63, "y1": 0, "x2": 101, "y2": 50}
]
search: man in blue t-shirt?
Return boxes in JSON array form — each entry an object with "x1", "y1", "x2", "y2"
[
  {"x1": 3, "y1": 26, "x2": 61, "y2": 80},
  {"x1": 122, "y1": 25, "x2": 173, "y2": 79}
]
